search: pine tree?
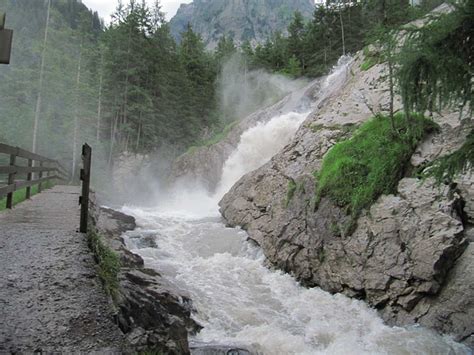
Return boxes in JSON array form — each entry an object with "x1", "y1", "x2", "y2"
[{"x1": 32, "y1": 0, "x2": 51, "y2": 154}]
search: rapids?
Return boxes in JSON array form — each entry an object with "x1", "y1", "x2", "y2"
[{"x1": 121, "y1": 60, "x2": 470, "y2": 355}]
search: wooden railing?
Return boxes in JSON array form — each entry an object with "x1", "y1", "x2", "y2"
[{"x1": 0, "y1": 143, "x2": 68, "y2": 209}]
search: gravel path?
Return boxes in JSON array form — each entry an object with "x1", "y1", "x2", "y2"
[{"x1": 0, "y1": 185, "x2": 124, "y2": 353}]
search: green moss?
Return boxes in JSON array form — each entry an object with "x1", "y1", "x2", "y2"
[
  {"x1": 285, "y1": 179, "x2": 297, "y2": 207},
  {"x1": 87, "y1": 230, "x2": 121, "y2": 300},
  {"x1": 422, "y1": 129, "x2": 474, "y2": 183},
  {"x1": 314, "y1": 113, "x2": 438, "y2": 225},
  {"x1": 185, "y1": 120, "x2": 240, "y2": 154},
  {"x1": 309, "y1": 123, "x2": 357, "y2": 134},
  {"x1": 317, "y1": 248, "x2": 326, "y2": 263},
  {"x1": 360, "y1": 46, "x2": 381, "y2": 71},
  {"x1": 329, "y1": 222, "x2": 341, "y2": 236},
  {"x1": 363, "y1": 46, "x2": 370, "y2": 57},
  {"x1": 0, "y1": 181, "x2": 55, "y2": 211},
  {"x1": 360, "y1": 57, "x2": 378, "y2": 71}
]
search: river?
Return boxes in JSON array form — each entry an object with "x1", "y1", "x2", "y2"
[{"x1": 121, "y1": 60, "x2": 469, "y2": 355}]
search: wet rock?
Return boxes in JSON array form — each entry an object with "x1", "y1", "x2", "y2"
[
  {"x1": 128, "y1": 234, "x2": 158, "y2": 249},
  {"x1": 117, "y1": 268, "x2": 200, "y2": 354},
  {"x1": 190, "y1": 344, "x2": 254, "y2": 355}
]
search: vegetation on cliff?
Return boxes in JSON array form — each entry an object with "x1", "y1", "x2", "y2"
[
  {"x1": 314, "y1": 114, "x2": 438, "y2": 221},
  {"x1": 87, "y1": 230, "x2": 121, "y2": 300}
]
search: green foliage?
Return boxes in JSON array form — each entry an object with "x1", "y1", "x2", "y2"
[
  {"x1": 397, "y1": 0, "x2": 473, "y2": 116},
  {"x1": 329, "y1": 222, "x2": 341, "y2": 236},
  {"x1": 0, "y1": 181, "x2": 54, "y2": 211},
  {"x1": 360, "y1": 56, "x2": 378, "y2": 71},
  {"x1": 186, "y1": 120, "x2": 239, "y2": 153},
  {"x1": 0, "y1": 0, "x2": 101, "y2": 160},
  {"x1": 215, "y1": 34, "x2": 236, "y2": 64},
  {"x1": 314, "y1": 114, "x2": 438, "y2": 221},
  {"x1": 244, "y1": 1, "x2": 419, "y2": 78},
  {"x1": 0, "y1": 0, "x2": 222, "y2": 179},
  {"x1": 422, "y1": 129, "x2": 474, "y2": 183},
  {"x1": 285, "y1": 179, "x2": 297, "y2": 207},
  {"x1": 87, "y1": 230, "x2": 120, "y2": 300},
  {"x1": 281, "y1": 55, "x2": 302, "y2": 77}
]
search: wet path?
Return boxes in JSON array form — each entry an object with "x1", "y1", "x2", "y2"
[{"x1": 0, "y1": 185, "x2": 123, "y2": 353}]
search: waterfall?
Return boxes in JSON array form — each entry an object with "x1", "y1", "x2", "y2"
[{"x1": 214, "y1": 111, "x2": 308, "y2": 199}]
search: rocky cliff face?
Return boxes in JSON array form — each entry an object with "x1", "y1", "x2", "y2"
[
  {"x1": 169, "y1": 0, "x2": 314, "y2": 49},
  {"x1": 219, "y1": 51, "x2": 474, "y2": 347}
]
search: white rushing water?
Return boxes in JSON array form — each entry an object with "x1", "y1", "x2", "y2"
[{"x1": 122, "y1": 60, "x2": 470, "y2": 354}]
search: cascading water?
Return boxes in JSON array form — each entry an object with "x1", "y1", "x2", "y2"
[
  {"x1": 122, "y1": 60, "x2": 470, "y2": 354},
  {"x1": 214, "y1": 111, "x2": 308, "y2": 198}
]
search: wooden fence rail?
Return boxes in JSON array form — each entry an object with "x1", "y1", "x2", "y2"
[{"x1": 0, "y1": 143, "x2": 69, "y2": 209}]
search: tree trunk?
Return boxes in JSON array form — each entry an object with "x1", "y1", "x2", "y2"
[
  {"x1": 339, "y1": 7, "x2": 346, "y2": 56},
  {"x1": 135, "y1": 111, "x2": 142, "y2": 151},
  {"x1": 32, "y1": 0, "x2": 51, "y2": 153},
  {"x1": 96, "y1": 50, "x2": 104, "y2": 143},
  {"x1": 136, "y1": 122, "x2": 141, "y2": 151},
  {"x1": 122, "y1": 24, "x2": 132, "y2": 147},
  {"x1": 108, "y1": 110, "x2": 118, "y2": 168},
  {"x1": 71, "y1": 39, "x2": 83, "y2": 181},
  {"x1": 388, "y1": 58, "x2": 396, "y2": 132}
]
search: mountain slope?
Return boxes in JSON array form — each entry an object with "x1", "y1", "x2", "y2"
[{"x1": 169, "y1": 0, "x2": 315, "y2": 49}]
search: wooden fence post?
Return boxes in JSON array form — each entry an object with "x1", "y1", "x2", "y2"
[
  {"x1": 79, "y1": 143, "x2": 91, "y2": 233},
  {"x1": 25, "y1": 158, "x2": 32, "y2": 199},
  {"x1": 38, "y1": 161, "x2": 44, "y2": 192},
  {"x1": 6, "y1": 151, "x2": 16, "y2": 209}
]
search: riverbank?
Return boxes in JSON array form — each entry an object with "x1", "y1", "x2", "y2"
[{"x1": 89, "y1": 195, "x2": 201, "y2": 354}]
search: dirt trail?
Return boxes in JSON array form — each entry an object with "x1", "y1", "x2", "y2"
[{"x1": 0, "y1": 185, "x2": 124, "y2": 353}]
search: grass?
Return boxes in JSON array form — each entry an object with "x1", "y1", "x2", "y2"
[
  {"x1": 421, "y1": 129, "x2": 474, "y2": 183},
  {"x1": 314, "y1": 113, "x2": 438, "y2": 227},
  {"x1": 186, "y1": 120, "x2": 239, "y2": 154},
  {"x1": 285, "y1": 179, "x2": 297, "y2": 207},
  {"x1": 360, "y1": 57, "x2": 378, "y2": 71},
  {"x1": 87, "y1": 230, "x2": 121, "y2": 300},
  {"x1": 0, "y1": 181, "x2": 55, "y2": 211},
  {"x1": 360, "y1": 45, "x2": 380, "y2": 71}
]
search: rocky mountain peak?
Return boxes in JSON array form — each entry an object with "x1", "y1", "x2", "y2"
[{"x1": 169, "y1": 0, "x2": 315, "y2": 49}]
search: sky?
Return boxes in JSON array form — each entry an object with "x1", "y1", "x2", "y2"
[{"x1": 82, "y1": 0, "x2": 193, "y2": 22}]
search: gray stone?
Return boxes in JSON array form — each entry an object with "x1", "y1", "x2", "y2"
[{"x1": 169, "y1": 0, "x2": 315, "y2": 49}]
